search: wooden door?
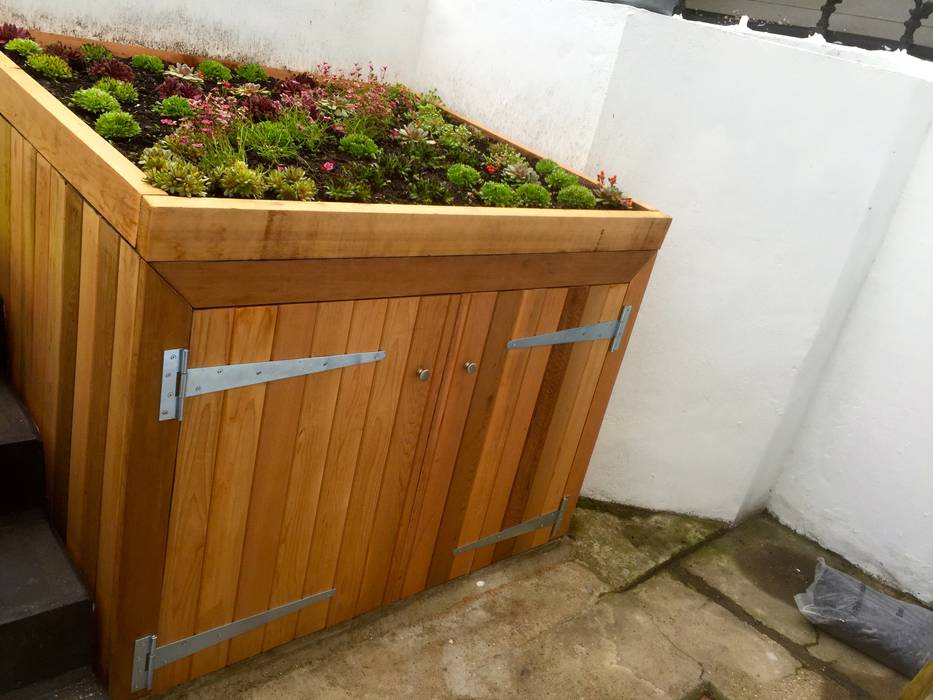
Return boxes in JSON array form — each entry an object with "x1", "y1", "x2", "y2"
[{"x1": 152, "y1": 294, "x2": 461, "y2": 691}]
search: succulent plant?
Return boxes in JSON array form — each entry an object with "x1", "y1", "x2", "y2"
[
  {"x1": 266, "y1": 167, "x2": 317, "y2": 201},
  {"x1": 94, "y1": 77, "x2": 138, "y2": 104},
  {"x1": 80, "y1": 43, "x2": 112, "y2": 62},
  {"x1": 503, "y1": 162, "x2": 540, "y2": 185},
  {"x1": 89, "y1": 58, "x2": 134, "y2": 82},
  {"x1": 545, "y1": 168, "x2": 578, "y2": 191},
  {"x1": 245, "y1": 94, "x2": 280, "y2": 121},
  {"x1": 145, "y1": 159, "x2": 208, "y2": 197},
  {"x1": 95, "y1": 111, "x2": 141, "y2": 139},
  {"x1": 479, "y1": 181, "x2": 517, "y2": 208},
  {"x1": 446, "y1": 163, "x2": 481, "y2": 189},
  {"x1": 216, "y1": 161, "x2": 267, "y2": 198},
  {"x1": 235, "y1": 63, "x2": 269, "y2": 83},
  {"x1": 0, "y1": 23, "x2": 31, "y2": 42},
  {"x1": 198, "y1": 60, "x2": 232, "y2": 82},
  {"x1": 535, "y1": 159, "x2": 559, "y2": 178},
  {"x1": 515, "y1": 183, "x2": 551, "y2": 208},
  {"x1": 26, "y1": 53, "x2": 72, "y2": 79},
  {"x1": 487, "y1": 143, "x2": 526, "y2": 170},
  {"x1": 154, "y1": 95, "x2": 194, "y2": 118},
  {"x1": 339, "y1": 133, "x2": 381, "y2": 159},
  {"x1": 158, "y1": 77, "x2": 202, "y2": 100},
  {"x1": 556, "y1": 184, "x2": 597, "y2": 210},
  {"x1": 71, "y1": 87, "x2": 121, "y2": 114},
  {"x1": 138, "y1": 146, "x2": 178, "y2": 171},
  {"x1": 164, "y1": 62, "x2": 203, "y2": 83},
  {"x1": 130, "y1": 54, "x2": 164, "y2": 73},
  {"x1": 396, "y1": 123, "x2": 434, "y2": 146},
  {"x1": 45, "y1": 42, "x2": 84, "y2": 65},
  {"x1": 232, "y1": 82, "x2": 269, "y2": 97},
  {"x1": 5, "y1": 38, "x2": 42, "y2": 57}
]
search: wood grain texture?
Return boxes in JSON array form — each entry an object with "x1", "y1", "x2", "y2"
[
  {"x1": 152, "y1": 251, "x2": 654, "y2": 308},
  {"x1": 66, "y1": 213, "x2": 119, "y2": 587},
  {"x1": 138, "y1": 194, "x2": 668, "y2": 262},
  {"x1": 0, "y1": 53, "x2": 159, "y2": 244},
  {"x1": 226, "y1": 303, "x2": 318, "y2": 665},
  {"x1": 900, "y1": 656, "x2": 933, "y2": 700},
  {"x1": 0, "y1": 117, "x2": 11, "y2": 310},
  {"x1": 189, "y1": 305, "x2": 277, "y2": 678},
  {"x1": 153, "y1": 309, "x2": 235, "y2": 692}
]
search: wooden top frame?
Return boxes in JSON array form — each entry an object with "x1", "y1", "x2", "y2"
[{"x1": 0, "y1": 33, "x2": 671, "y2": 262}]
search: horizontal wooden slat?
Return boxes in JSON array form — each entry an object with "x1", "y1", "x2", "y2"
[
  {"x1": 0, "y1": 53, "x2": 161, "y2": 245},
  {"x1": 137, "y1": 195, "x2": 669, "y2": 262},
  {"x1": 152, "y1": 250, "x2": 655, "y2": 307}
]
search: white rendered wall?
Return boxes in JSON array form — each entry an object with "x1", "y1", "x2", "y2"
[
  {"x1": 769, "y1": 122, "x2": 933, "y2": 603},
  {"x1": 0, "y1": 0, "x2": 429, "y2": 78}
]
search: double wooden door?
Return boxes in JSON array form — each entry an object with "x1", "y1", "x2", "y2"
[{"x1": 153, "y1": 282, "x2": 628, "y2": 691}]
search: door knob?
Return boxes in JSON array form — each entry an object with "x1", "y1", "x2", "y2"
[
  {"x1": 464, "y1": 362, "x2": 478, "y2": 375},
  {"x1": 416, "y1": 368, "x2": 432, "y2": 382}
]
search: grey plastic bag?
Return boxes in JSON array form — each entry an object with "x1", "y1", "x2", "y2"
[{"x1": 795, "y1": 558, "x2": 933, "y2": 678}]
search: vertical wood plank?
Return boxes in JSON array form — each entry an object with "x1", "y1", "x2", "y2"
[
  {"x1": 261, "y1": 301, "x2": 354, "y2": 651},
  {"x1": 490, "y1": 286, "x2": 590, "y2": 563},
  {"x1": 0, "y1": 118, "x2": 11, "y2": 324},
  {"x1": 94, "y1": 241, "x2": 141, "y2": 681},
  {"x1": 327, "y1": 296, "x2": 419, "y2": 625},
  {"x1": 469, "y1": 287, "x2": 567, "y2": 572},
  {"x1": 426, "y1": 290, "x2": 525, "y2": 587},
  {"x1": 66, "y1": 213, "x2": 119, "y2": 587},
  {"x1": 189, "y1": 305, "x2": 277, "y2": 678},
  {"x1": 152, "y1": 308, "x2": 235, "y2": 692},
  {"x1": 553, "y1": 256, "x2": 657, "y2": 538},
  {"x1": 294, "y1": 298, "x2": 389, "y2": 637},
  {"x1": 8, "y1": 131, "x2": 36, "y2": 394},
  {"x1": 516, "y1": 283, "x2": 628, "y2": 554},
  {"x1": 105, "y1": 263, "x2": 191, "y2": 699},
  {"x1": 445, "y1": 289, "x2": 549, "y2": 579},
  {"x1": 355, "y1": 295, "x2": 458, "y2": 615},
  {"x1": 29, "y1": 154, "x2": 51, "y2": 436},
  {"x1": 392, "y1": 292, "x2": 497, "y2": 600},
  {"x1": 226, "y1": 303, "x2": 319, "y2": 665}
]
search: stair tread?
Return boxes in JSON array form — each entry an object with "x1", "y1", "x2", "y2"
[
  {"x1": 0, "y1": 667, "x2": 107, "y2": 700},
  {"x1": 0, "y1": 511, "x2": 88, "y2": 626},
  {"x1": 0, "y1": 379, "x2": 38, "y2": 447}
]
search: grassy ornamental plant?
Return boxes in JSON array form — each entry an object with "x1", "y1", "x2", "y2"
[{"x1": 3, "y1": 24, "x2": 635, "y2": 209}]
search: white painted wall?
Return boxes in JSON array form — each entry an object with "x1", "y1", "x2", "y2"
[
  {"x1": 769, "y1": 121, "x2": 933, "y2": 603},
  {"x1": 0, "y1": 0, "x2": 430, "y2": 78},
  {"x1": 2, "y1": 0, "x2": 932, "y2": 600}
]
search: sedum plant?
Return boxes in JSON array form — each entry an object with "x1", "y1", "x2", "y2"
[
  {"x1": 45, "y1": 42, "x2": 84, "y2": 64},
  {"x1": 545, "y1": 167, "x2": 578, "y2": 191},
  {"x1": 71, "y1": 87, "x2": 121, "y2": 114},
  {"x1": 556, "y1": 184, "x2": 597, "y2": 209},
  {"x1": 503, "y1": 162, "x2": 539, "y2": 185},
  {"x1": 479, "y1": 181, "x2": 517, "y2": 208},
  {"x1": 26, "y1": 53, "x2": 72, "y2": 79},
  {"x1": 145, "y1": 159, "x2": 208, "y2": 197},
  {"x1": 216, "y1": 160, "x2": 267, "y2": 198},
  {"x1": 89, "y1": 58, "x2": 134, "y2": 82},
  {"x1": 154, "y1": 95, "x2": 193, "y2": 118},
  {"x1": 515, "y1": 183, "x2": 551, "y2": 208},
  {"x1": 80, "y1": 43, "x2": 112, "y2": 62},
  {"x1": 131, "y1": 54, "x2": 164, "y2": 73},
  {"x1": 267, "y1": 167, "x2": 317, "y2": 201},
  {"x1": 5, "y1": 38, "x2": 42, "y2": 56},
  {"x1": 339, "y1": 133, "x2": 380, "y2": 159},
  {"x1": 236, "y1": 62, "x2": 268, "y2": 83},
  {"x1": 95, "y1": 111, "x2": 141, "y2": 139},
  {"x1": 138, "y1": 146, "x2": 177, "y2": 171},
  {"x1": 0, "y1": 23, "x2": 31, "y2": 42},
  {"x1": 198, "y1": 60, "x2": 232, "y2": 82},
  {"x1": 94, "y1": 77, "x2": 138, "y2": 104},
  {"x1": 408, "y1": 176, "x2": 451, "y2": 205},
  {"x1": 487, "y1": 143, "x2": 526, "y2": 170},
  {"x1": 446, "y1": 163, "x2": 480, "y2": 189},
  {"x1": 535, "y1": 159, "x2": 559, "y2": 179}
]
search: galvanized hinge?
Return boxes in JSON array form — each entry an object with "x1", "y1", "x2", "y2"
[
  {"x1": 507, "y1": 305, "x2": 633, "y2": 352},
  {"x1": 453, "y1": 496, "x2": 570, "y2": 556},
  {"x1": 159, "y1": 349, "x2": 386, "y2": 421},
  {"x1": 131, "y1": 587, "x2": 336, "y2": 692}
]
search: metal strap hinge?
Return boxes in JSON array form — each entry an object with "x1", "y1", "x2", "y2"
[
  {"x1": 131, "y1": 587, "x2": 335, "y2": 692},
  {"x1": 453, "y1": 496, "x2": 570, "y2": 556},
  {"x1": 160, "y1": 348, "x2": 386, "y2": 421},
  {"x1": 507, "y1": 305, "x2": 633, "y2": 352}
]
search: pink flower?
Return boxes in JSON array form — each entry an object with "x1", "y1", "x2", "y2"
[
  {"x1": 321, "y1": 161, "x2": 335, "y2": 173},
  {"x1": 201, "y1": 119, "x2": 212, "y2": 125},
  {"x1": 609, "y1": 175, "x2": 617, "y2": 186},
  {"x1": 160, "y1": 118, "x2": 176, "y2": 125}
]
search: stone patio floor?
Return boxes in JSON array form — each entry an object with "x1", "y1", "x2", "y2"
[{"x1": 157, "y1": 501, "x2": 916, "y2": 700}]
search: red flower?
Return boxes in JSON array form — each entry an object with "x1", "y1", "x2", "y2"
[
  {"x1": 486, "y1": 164, "x2": 497, "y2": 174},
  {"x1": 321, "y1": 161, "x2": 335, "y2": 173}
]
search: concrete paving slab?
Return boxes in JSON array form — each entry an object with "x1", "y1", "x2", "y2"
[{"x1": 569, "y1": 498, "x2": 726, "y2": 589}]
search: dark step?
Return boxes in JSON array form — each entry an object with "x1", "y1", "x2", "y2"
[
  {"x1": 0, "y1": 377, "x2": 44, "y2": 513},
  {"x1": 0, "y1": 510, "x2": 95, "y2": 694},
  {"x1": 0, "y1": 667, "x2": 106, "y2": 700}
]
